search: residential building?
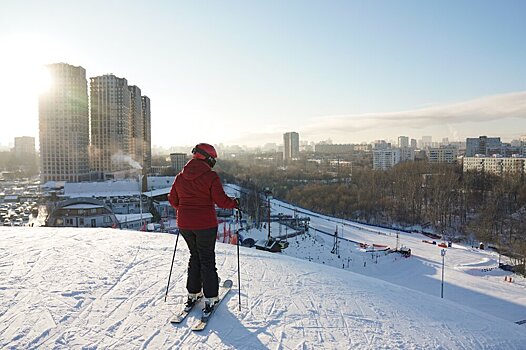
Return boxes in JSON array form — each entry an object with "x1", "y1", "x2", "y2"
[
  {"x1": 398, "y1": 136, "x2": 409, "y2": 148},
  {"x1": 463, "y1": 156, "x2": 526, "y2": 176},
  {"x1": 373, "y1": 140, "x2": 391, "y2": 150},
  {"x1": 129, "y1": 85, "x2": 144, "y2": 169},
  {"x1": 142, "y1": 96, "x2": 152, "y2": 171},
  {"x1": 410, "y1": 138, "x2": 417, "y2": 149},
  {"x1": 421, "y1": 136, "x2": 433, "y2": 149},
  {"x1": 46, "y1": 197, "x2": 119, "y2": 228},
  {"x1": 399, "y1": 147, "x2": 415, "y2": 162},
  {"x1": 500, "y1": 143, "x2": 522, "y2": 157},
  {"x1": 90, "y1": 74, "x2": 132, "y2": 178},
  {"x1": 14, "y1": 136, "x2": 35, "y2": 157},
  {"x1": 427, "y1": 146, "x2": 458, "y2": 163},
  {"x1": 283, "y1": 132, "x2": 299, "y2": 163},
  {"x1": 373, "y1": 148, "x2": 401, "y2": 170},
  {"x1": 170, "y1": 153, "x2": 187, "y2": 173},
  {"x1": 39, "y1": 63, "x2": 91, "y2": 183},
  {"x1": 465, "y1": 136, "x2": 501, "y2": 157}
]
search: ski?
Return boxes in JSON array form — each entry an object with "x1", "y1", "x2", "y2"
[
  {"x1": 192, "y1": 279, "x2": 233, "y2": 331},
  {"x1": 170, "y1": 294, "x2": 203, "y2": 324}
]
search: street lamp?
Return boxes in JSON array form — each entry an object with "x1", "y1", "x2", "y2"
[
  {"x1": 138, "y1": 174, "x2": 143, "y2": 228},
  {"x1": 264, "y1": 188, "x2": 272, "y2": 243},
  {"x1": 441, "y1": 249, "x2": 447, "y2": 298}
]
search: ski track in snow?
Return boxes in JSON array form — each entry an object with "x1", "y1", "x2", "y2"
[{"x1": 1, "y1": 227, "x2": 526, "y2": 349}]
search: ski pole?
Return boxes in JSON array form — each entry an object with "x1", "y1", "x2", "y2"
[
  {"x1": 164, "y1": 230, "x2": 180, "y2": 302},
  {"x1": 236, "y1": 209, "x2": 242, "y2": 311}
]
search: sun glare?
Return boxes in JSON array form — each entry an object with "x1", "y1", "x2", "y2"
[{"x1": 36, "y1": 66, "x2": 53, "y2": 94}]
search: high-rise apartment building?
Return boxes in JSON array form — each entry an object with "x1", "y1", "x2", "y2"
[
  {"x1": 410, "y1": 138, "x2": 417, "y2": 149},
  {"x1": 283, "y1": 132, "x2": 299, "y2": 163},
  {"x1": 129, "y1": 86, "x2": 144, "y2": 168},
  {"x1": 39, "y1": 63, "x2": 90, "y2": 183},
  {"x1": 90, "y1": 74, "x2": 132, "y2": 177},
  {"x1": 142, "y1": 96, "x2": 152, "y2": 171},
  {"x1": 14, "y1": 136, "x2": 35, "y2": 157},
  {"x1": 398, "y1": 136, "x2": 409, "y2": 148}
]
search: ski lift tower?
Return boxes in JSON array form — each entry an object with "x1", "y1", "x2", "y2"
[{"x1": 331, "y1": 226, "x2": 339, "y2": 255}]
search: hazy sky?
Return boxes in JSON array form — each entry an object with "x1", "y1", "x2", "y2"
[{"x1": 1, "y1": 0, "x2": 525, "y2": 149}]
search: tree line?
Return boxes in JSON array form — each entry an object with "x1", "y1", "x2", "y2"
[{"x1": 217, "y1": 159, "x2": 526, "y2": 274}]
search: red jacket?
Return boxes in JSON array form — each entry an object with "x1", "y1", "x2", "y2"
[{"x1": 168, "y1": 158, "x2": 237, "y2": 230}]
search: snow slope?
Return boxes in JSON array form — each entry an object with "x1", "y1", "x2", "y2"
[
  {"x1": 1, "y1": 227, "x2": 526, "y2": 349},
  {"x1": 261, "y1": 198, "x2": 526, "y2": 324}
]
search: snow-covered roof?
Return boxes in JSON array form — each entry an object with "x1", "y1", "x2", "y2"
[
  {"x1": 115, "y1": 213, "x2": 153, "y2": 223},
  {"x1": 143, "y1": 187, "x2": 170, "y2": 198},
  {"x1": 64, "y1": 181, "x2": 140, "y2": 198},
  {"x1": 62, "y1": 204, "x2": 104, "y2": 209},
  {"x1": 147, "y1": 176, "x2": 174, "y2": 190}
]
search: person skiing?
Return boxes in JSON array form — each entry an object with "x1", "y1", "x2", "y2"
[{"x1": 168, "y1": 143, "x2": 238, "y2": 317}]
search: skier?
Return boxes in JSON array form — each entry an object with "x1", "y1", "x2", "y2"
[{"x1": 168, "y1": 143, "x2": 238, "y2": 318}]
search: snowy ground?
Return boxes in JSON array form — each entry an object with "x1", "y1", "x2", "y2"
[
  {"x1": 1, "y1": 227, "x2": 526, "y2": 349},
  {"x1": 221, "y1": 184, "x2": 526, "y2": 327}
]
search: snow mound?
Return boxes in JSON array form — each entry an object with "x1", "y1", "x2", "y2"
[{"x1": 1, "y1": 227, "x2": 525, "y2": 349}]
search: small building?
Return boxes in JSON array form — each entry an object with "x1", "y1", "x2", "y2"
[
  {"x1": 115, "y1": 213, "x2": 153, "y2": 230},
  {"x1": 46, "y1": 198, "x2": 119, "y2": 228}
]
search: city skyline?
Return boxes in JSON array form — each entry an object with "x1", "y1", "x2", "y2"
[{"x1": 1, "y1": 1, "x2": 526, "y2": 148}]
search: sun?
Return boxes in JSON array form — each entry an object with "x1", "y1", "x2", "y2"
[
  {"x1": 0, "y1": 34, "x2": 56, "y2": 96},
  {"x1": 0, "y1": 33, "x2": 60, "y2": 141},
  {"x1": 35, "y1": 65, "x2": 53, "y2": 94}
]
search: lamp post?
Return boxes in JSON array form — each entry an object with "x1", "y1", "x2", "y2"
[
  {"x1": 138, "y1": 174, "x2": 143, "y2": 228},
  {"x1": 264, "y1": 188, "x2": 272, "y2": 243},
  {"x1": 441, "y1": 249, "x2": 447, "y2": 298}
]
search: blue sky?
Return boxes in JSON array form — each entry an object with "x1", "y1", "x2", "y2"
[{"x1": 0, "y1": 0, "x2": 525, "y2": 148}]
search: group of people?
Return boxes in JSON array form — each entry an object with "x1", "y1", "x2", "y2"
[{"x1": 167, "y1": 143, "x2": 239, "y2": 316}]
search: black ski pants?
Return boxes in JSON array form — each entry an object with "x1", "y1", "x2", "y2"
[{"x1": 180, "y1": 227, "x2": 219, "y2": 298}]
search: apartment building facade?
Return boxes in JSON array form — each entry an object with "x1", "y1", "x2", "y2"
[
  {"x1": 14, "y1": 136, "x2": 35, "y2": 157},
  {"x1": 39, "y1": 63, "x2": 91, "y2": 183},
  {"x1": 90, "y1": 74, "x2": 132, "y2": 178},
  {"x1": 465, "y1": 136, "x2": 502, "y2": 157},
  {"x1": 128, "y1": 85, "x2": 144, "y2": 169},
  {"x1": 142, "y1": 96, "x2": 152, "y2": 171},
  {"x1": 283, "y1": 132, "x2": 299, "y2": 163},
  {"x1": 463, "y1": 156, "x2": 525, "y2": 176},
  {"x1": 373, "y1": 148, "x2": 401, "y2": 170},
  {"x1": 427, "y1": 147, "x2": 458, "y2": 163},
  {"x1": 170, "y1": 153, "x2": 187, "y2": 174}
]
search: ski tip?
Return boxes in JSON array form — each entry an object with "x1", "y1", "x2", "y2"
[{"x1": 223, "y1": 279, "x2": 233, "y2": 288}]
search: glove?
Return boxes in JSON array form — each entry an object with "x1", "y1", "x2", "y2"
[{"x1": 234, "y1": 198, "x2": 240, "y2": 208}]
